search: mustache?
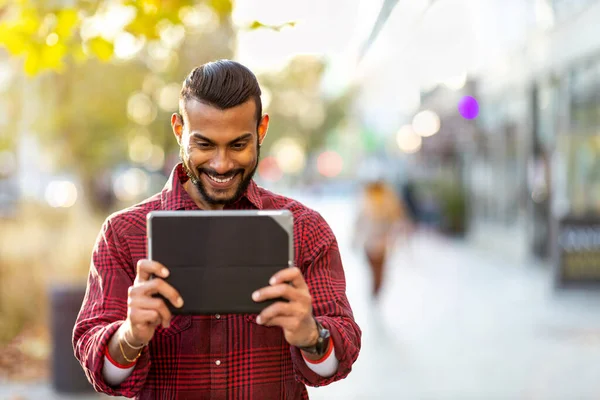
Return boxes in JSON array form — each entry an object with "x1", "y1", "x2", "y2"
[{"x1": 197, "y1": 168, "x2": 244, "y2": 179}]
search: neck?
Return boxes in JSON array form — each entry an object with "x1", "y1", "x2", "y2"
[{"x1": 183, "y1": 180, "x2": 225, "y2": 210}]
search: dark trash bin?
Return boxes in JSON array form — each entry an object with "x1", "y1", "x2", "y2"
[{"x1": 49, "y1": 284, "x2": 95, "y2": 393}]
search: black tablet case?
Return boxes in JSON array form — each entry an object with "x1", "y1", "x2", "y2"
[{"x1": 147, "y1": 210, "x2": 293, "y2": 315}]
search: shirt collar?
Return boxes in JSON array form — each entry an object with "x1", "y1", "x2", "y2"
[{"x1": 161, "y1": 163, "x2": 263, "y2": 210}]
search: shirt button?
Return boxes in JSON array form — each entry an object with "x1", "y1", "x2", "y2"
[
  {"x1": 215, "y1": 314, "x2": 220, "y2": 319},
  {"x1": 215, "y1": 360, "x2": 221, "y2": 366}
]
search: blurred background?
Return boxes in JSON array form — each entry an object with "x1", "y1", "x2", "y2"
[{"x1": 2, "y1": 0, "x2": 600, "y2": 399}]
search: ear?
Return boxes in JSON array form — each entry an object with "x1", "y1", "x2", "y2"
[
  {"x1": 257, "y1": 114, "x2": 269, "y2": 146},
  {"x1": 171, "y1": 113, "x2": 183, "y2": 145}
]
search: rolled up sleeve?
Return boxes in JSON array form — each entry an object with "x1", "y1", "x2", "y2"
[
  {"x1": 291, "y1": 212, "x2": 362, "y2": 387},
  {"x1": 72, "y1": 218, "x2": 151, "y2": 397}
]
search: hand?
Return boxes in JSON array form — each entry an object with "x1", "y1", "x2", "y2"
[
  {"x1": 124, "y1": 259, "x2": 184, "y2": 346},
  {"x1": 252, "y1": 267, "x2": 318, "y2": 348}
]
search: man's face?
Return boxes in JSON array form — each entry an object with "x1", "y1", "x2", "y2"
[{"x1": 172, "y1": 98, "x2": 268, "y2": 208}]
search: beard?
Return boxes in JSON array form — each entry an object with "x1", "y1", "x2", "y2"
[{"x1": 181, "y1": 144, "x2": 260, "y2": 206}]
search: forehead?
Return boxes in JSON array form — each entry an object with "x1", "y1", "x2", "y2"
[{"x1": 182, "y1": 98, "x2": 257, "y2": 140}]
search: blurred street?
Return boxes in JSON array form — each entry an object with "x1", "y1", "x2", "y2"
[{"x1": 3, "y1": 196, "x2": 600, "y2": 400}]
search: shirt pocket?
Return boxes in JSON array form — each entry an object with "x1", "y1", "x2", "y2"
[
  {"x1": 154, "y1": 315, "x2": 192, "y2": 337},
  {"x1": 243, "y1": 314, "x2": 285, "y2": 349}
]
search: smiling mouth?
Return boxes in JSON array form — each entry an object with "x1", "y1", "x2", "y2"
[
  {"x1": 202, "y1": 172, "x2": 240, "y2": 188},
  {"x1": 206, "y1": 174, "x2": 235, "y2": 184}
]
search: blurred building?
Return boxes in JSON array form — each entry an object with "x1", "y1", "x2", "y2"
[
  {"x1": 356, "y1": 0, "x2": 600, "y2": 285},
  {"x1": 470, "y1": 0, "x2": 600, "y2": 285}
]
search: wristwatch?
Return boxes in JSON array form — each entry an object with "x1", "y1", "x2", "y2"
[{"x1": 299, "y1": 317, "x2": 331, "y2": 356}]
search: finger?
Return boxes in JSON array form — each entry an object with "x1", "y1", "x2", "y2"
[
  {"x1": 256, "y1": 301, "x2": 295, "y2": 325},
  {"x1": 259, "y1": 316, "x2": 297, "y2": 329},
  {"x1": 269, "y1": 267, "x2": 307, "y2": 290},
  {"x1": 144, "y1": 279, "x2": 184, "y2": 309},
  {"x1": 128, "y1": 297, "x2": 173, "y2": 328},
  {"x1": 130, "y1": 308, "x2": 161, "y2": 328},
  {"x1": 136, "y1": 259, "x2": 169, "y2": 282},
  {"x1": 252, "y1": 283, "x2": 298, "y2": 303}
]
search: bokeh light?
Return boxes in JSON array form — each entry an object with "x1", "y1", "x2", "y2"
[
  {"x1": 144, "y1": 145, "x2": 166, "y2": 172},
  {"x1": 412, "y1": 110, "x2": 441, "y2": 137},
  {"x1": 114, "y1": 32, "x2": 144, "y2": 60},
  {"x1": 127, "y1": 92, "x2": 157, "y2": 126},
  {"x1": 443, "y1": 72, "x2": 467, "y2": 90},
  {"x1": 128, "y1": 135, "x2": 153, "y2": 163},
  {"x1": 458, "y1": 95, "x2": 479, "y2": 119},
  {"x1": 113, "y1": 168, "x2": 149, "y2": 201},
  {"x1": 258, "y1": 156, "x2": 283, "y2": 182},
  {"x1": 317, "y1": 151, "x2": 343, "y2": 178},
  {"x1": 45, "y1": 181, "x2": 78, "y2": 208},
  {"x1": 272, "y1": 138, "x2": 306, "y2": 174},
  {"x1": 396, "y1": 125, "x2": 422, "y2": 154},
  {"x1": 157, "y1": 83, "x2": 181, "y2": 112}
]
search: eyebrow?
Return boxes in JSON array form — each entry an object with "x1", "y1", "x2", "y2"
[{"x1": 190, "y1": 132, "x2": 253, "y2": 145}]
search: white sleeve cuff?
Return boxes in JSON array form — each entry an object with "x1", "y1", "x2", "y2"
[
  {"x1": 103, "y1": 355, "x2": 135, "y2": 386},
  {"x1": 303, "y1": 345, "x2": 338, "y2": 377}
]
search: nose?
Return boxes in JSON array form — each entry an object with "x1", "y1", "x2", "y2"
[{"x1": 209, "y1": 149, "x2": 234, "y2": 175}]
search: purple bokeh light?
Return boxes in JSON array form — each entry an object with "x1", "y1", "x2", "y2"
[{"x1": 458, "y1": 96, "x2": 479, "y2": 119}]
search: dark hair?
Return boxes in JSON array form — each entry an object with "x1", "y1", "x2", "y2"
[{"x1": 179, "y1": 59, "x2": 262, "y2": 128}]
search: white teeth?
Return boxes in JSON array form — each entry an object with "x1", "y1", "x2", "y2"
[{"x1": 207, "y1": 174, "x2": 234, "y2": 184}]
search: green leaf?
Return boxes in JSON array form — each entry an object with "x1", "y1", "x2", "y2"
[{"x1": 87, "y1": 37, "x2": 114, "y2": 61}]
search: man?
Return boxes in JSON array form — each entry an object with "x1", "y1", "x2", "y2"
[{"x1": 73, "y1": 60, "x2": 361, "y2": 399}]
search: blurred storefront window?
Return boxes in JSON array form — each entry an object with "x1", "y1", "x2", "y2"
[
  {"x1": 563, "y1": 62, "x2": 600, "y2": 216},
  {"x1": 552, "y1": 0, "x2": 597, "y2": 21}
]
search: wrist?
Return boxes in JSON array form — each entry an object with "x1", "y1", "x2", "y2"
[
  {"x1": 121, "y1": 322, "x2": 146, "y2": 349},
  {"x1": 303, "y1": 318, "x2": 320, "y2": 348},
  {"x1": 122, "y1": 329, "x2": 146, "y2": 350},
  {"x1": 298, "y1": 317, "x2": 330, "y2": 357}
]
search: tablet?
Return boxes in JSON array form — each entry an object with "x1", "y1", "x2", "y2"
[{"x1": 147, "y1": 210, "x2": 293, "y2": 315}]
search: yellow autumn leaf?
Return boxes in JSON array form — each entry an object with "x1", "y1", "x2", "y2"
[
  {"x1": 40, "y1": 41, "x2": 67, "y2": 71},
  {"x1": 87, "y1": 37, "x2": 114, "y2": 61},
  {"x1": 249, "y1": 21, "x2": 264, "y2": 30},
  {"x1": 0, "y1": 28, "x2": 29, "y2": 55},
  {"x1": 125, "y1": 13, "x2": 160, "y2": 40},
  {"x1": 23, "y1": 48, "x2": 41, "y2": 76},
  {"x1": 209, "y1": 0, "x2": 233, "y2": 20},
  {"x1": 55, "y1": 9, "x2": 79, "y2": 38},
  {"x1": 18, "y1": 7, "x2": 41, "y2": 35}
]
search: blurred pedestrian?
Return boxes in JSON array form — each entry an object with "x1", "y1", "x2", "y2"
[{"x1": 353, "y1": 179, "x2": 409, "y2": 299}]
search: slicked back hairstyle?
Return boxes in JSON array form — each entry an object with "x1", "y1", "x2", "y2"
[{"x1": 179, "y1": 59, "x2": 262, "y2": 128}]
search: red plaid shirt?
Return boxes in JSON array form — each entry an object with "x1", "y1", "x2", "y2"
[{"x1": 73, "y1": 164, "x2": 361, "y2": 400}]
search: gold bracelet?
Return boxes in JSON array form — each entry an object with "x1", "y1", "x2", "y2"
[
  {"x1": 119, "y1": 339, "x2": 143, "y2": 363},
  {"x1": 122, "y1": 332, "x2": 146, "y2": 350}
]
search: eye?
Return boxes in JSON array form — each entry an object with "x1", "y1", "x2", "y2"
[
  {"x1": 196, "y1": 142, "x2": 213, "y2": 149},
  {"x1": 231, "y1": 142, "x2": 247, "y2": 150}
]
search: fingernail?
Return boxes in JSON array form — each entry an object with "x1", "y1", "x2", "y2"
[
  {"x1": 256, "y1": 315, "x2": 262, "y2": 325},
  {"x1": 269, "y1": 277, "x2": 276, "y2": 285},
  {"x1": 252, "y1": 291, "x2": 260, "y2": 301},
  {"x1": 176, "y1": 297, "x2": 184, "y2": 307},
  {"x1": 162, "y1": 268, "x2": 169, "y2": 277}
]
